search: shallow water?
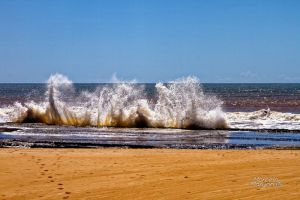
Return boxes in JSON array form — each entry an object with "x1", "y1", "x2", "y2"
[{"x1": 1, "y1": 123, "x2": 300, "y2": 149}]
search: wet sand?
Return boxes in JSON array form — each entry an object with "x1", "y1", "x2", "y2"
[{"x1": 0, "y1": 149, "x2": 299, "y2": 200}]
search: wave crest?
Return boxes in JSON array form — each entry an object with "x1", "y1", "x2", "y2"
[{"x1": 0, "y1": 74, "x2": 228, "y2": 129}]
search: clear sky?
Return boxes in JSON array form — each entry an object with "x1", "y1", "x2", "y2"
[{"x1": 0, "y1": 0, "x2": 300, "y2": 83}]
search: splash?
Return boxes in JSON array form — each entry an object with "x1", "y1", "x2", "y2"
[{"x1": 0, "y1": 74, "x2": 228, "y2": 129}]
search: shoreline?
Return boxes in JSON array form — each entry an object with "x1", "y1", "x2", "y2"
[
  {"x1": 2, "y1": 122, "x2": 300, "y2": 133},
  {"x1": 2, "y1": 123, "x2": 300, "y2": 150},
  {"x1": 0, "y1": 148, "x2": 299, "y2": 199}
]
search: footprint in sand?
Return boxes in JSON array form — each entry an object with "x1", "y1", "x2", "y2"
[
  {"x1": 57, "y1": 183, "x2": 64, "y2": 190},
  {"x1": 63, "y1": 193, "x2": 71, "y2": 198}
]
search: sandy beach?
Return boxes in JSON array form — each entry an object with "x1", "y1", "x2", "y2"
[{"x1": 0, "y1": 149, "x2": 299, "y2": 200}]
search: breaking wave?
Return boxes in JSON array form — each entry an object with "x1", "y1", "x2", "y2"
[
  {"x1": 0, "y1": 74, "x2": 228, "y2": 129},
  {"x1": 227, "y1": 109, "x2": 300, "y2": 130}
]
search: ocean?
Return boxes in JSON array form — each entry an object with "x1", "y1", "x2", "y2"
[{"x1": 0, "y1": 74, "x2": 300, "y2": 149}]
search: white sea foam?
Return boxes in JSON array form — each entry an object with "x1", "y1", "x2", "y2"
[
  {"x1": 227, "y1": 109, "x2": 300, "y2": 130},
  {"x1": 1, "y1": 74, "x2": 299, "y2": 131},
  {"x1": 0, "y1": 74, "x2": 228, "y2": 129}
]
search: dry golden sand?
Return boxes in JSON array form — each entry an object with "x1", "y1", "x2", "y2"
[{"x1": 0, "y1": 149, "x2": 299, "y2": 200}]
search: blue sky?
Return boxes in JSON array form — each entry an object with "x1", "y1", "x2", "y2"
[{"x1": 0, "y1": 0, "x2": 300, "y2": 83}]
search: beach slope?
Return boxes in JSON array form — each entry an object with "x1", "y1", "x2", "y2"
[{"x1": 0, "y1": 149, "x2": 299, "y2": 199}]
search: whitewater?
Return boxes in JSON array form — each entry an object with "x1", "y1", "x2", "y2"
[{"x1": 0, "y1": 74, "x2": 300, "y2": 131}]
